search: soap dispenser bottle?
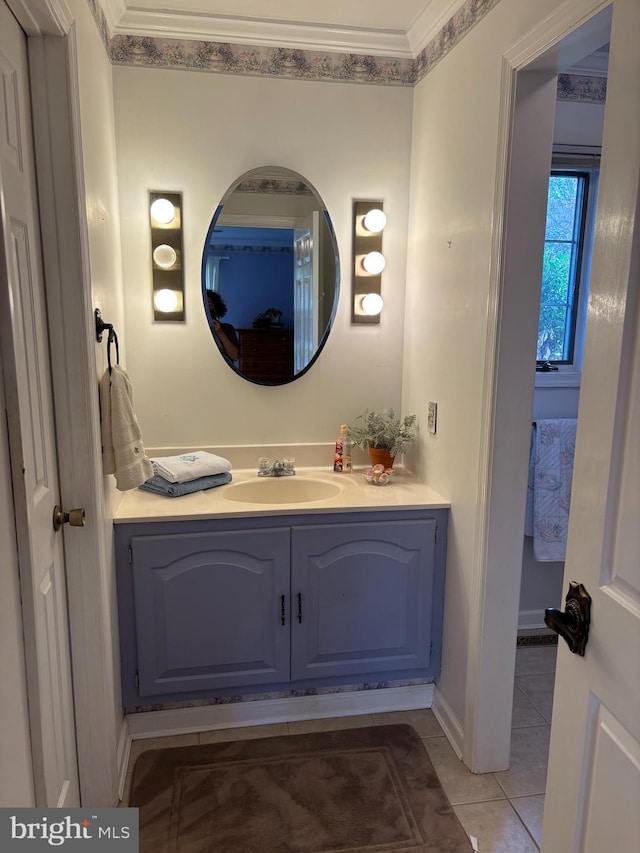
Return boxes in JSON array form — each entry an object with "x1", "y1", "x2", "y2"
[{"x1": 334, "y1": 424, "x2": 353, "y2": 473}]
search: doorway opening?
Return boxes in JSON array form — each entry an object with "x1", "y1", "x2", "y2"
[{"x1": 466, "y1": 0, "x2": 612, "y2": 782}]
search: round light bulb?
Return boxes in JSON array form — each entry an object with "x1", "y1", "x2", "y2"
[
  {"x1": 363, "y1": 208, "x2": 387, "y2": 233},
  {"x1": 361, "y1": 293, "x2": 384, "y2": 316},
  {"x1": 362, "y1": 251, "x2": 386, "y2": 275},
  {"x1": 154, "y1": 289, "x2": 179, "y2": 313},
  {"x1": 153, "y1": 244, "x2": 177, "y2": 269},
  {"x1": 150, "y1": 198, "x2": 176, "y2": 225}
]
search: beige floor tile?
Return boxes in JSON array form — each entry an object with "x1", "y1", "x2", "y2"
[
  {"x1": 494, "y1": 726, "x2": 550, "y2": 798},
  {"x1": 372, "y1": 708, "x2": 444, "y2": 738},
  {"x1": 454, "y1": 800, "x2": 539, "y2": 853},
  {"x1": 515, "y1": 673, "x2": 555, "y2": 723},
  {"x1": 287, "y1": 713, "x2": 375, "y2": 735},
  {"x1": 422, "y1": 736, "x2": 505, "y2": 806},
  {"x1": 515, "y1": 646, "x2": 557, "y2": 677},
  {"x1": 128, "y1": 732, "x2": 199, "y2": 770},
  {"x1": 199, "y1": 723, "x2": 288, "y2": 744},
  {"x1": 511, "y1": 794, "x2": 545, "y2": 848},
  {"x1": 511, "y1": 684, "x2": 547, "y2": 728}
]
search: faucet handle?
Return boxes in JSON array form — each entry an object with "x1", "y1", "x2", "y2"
[{"x1": 257, "y1": 457, "x2": 273, "y2": 476}]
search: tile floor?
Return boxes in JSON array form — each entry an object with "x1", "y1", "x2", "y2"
[{"x1": 121, "y1": 644, "x2": 557, "y2": 852}]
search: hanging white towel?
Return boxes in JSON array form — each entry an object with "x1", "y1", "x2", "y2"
[
  {"x1": 150, "y1": 451, "x2": 232, "y2": 483},
  {"x1": 525, "y1": 418, "x2": 577, "y2": 561},
  {"x1": 99, "y1": 365, "x2": 153, "y2": 491}
]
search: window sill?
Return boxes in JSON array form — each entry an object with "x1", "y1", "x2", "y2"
[{"x1": 535, "y1": 369, "x2": 581, "y2": 389}]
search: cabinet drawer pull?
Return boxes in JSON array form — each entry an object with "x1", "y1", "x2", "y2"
[
  {"x1": 281, "y1": 594, "x2": 286, "y2": 626},
  {"x1": 297, "y1": 592, "x2": 302, "y2": 623}
]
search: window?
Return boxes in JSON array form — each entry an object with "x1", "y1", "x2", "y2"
[
  {"x1": 537, "y1": 172, "x2": 588, "y2": 363},
  {"x1": 536, "y1": 170, "x2": 593, "y2": 367}
]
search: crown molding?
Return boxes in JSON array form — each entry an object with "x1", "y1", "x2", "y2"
[
  {"x1": 99, "y1": 0, "x2": 126, "y2": 36},
  {"x1": 7, "y1": 0, "x2": 73, "y2": 35},
  {"x1": 108, "y1": 8, "x2": 414, "y2": 57},
  {"x1": 407, "y1": 0, "x2": 467, "y2": 56}
]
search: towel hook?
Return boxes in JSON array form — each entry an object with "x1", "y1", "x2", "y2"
[{"x1": 95, "y1": 308, "x2": 112, "y2": 342}]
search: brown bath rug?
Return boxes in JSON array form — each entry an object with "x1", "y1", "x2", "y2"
[{"x1": 130, "y1": 723, "x2": 472, "y2": 852}]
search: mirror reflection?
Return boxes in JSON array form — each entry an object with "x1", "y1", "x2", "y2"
[{"x1": 202, "y1": 167, "x2": 339, "y2": 385}]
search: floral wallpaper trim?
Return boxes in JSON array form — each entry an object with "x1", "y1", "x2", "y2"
[
  {"x1": 213, "y1": 245, "x2": 293, "y2": 254},
  {"x1": 89, "y1": 0, "x2": 608, "y2": 100},
  {"x1": 557, "y1": 74, "x2": 607, "y2": 104},
  {"x1": 108, "y1": 37, "x2": 416, "y2": 86},
  {"x1": 236, "y1": 178, "x2": 313, "y2": 195},
  {"x1": 124, "y1": 677, "x2": 435, "y2": 715},
  {"x1": 414, "y1": 0, "x2": 502, "y2": 83},
  {"x1": 86, "y1": 0, "x2": 110, "y2": 52}
]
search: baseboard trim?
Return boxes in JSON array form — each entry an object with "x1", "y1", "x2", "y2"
[
  {"x1": 518, "y1": 609, "x2": 547, "y2": 630},
  {"x1": 431, "y1": 687, "x2": 463, "y2": 760},
  {"x1": 116, "y1": 718, "x2": 131, "y2": 802},
  {"x1": 126, "y1": 684, "x2": 434, "y2": 740}
]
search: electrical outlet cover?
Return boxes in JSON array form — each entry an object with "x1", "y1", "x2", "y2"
[{"x1": 428, "y1": 401, "x2": 437, "y2": 434}]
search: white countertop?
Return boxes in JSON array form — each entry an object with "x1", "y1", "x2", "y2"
[{"x1": 113, "y1": 467, "x2": 450, "y2": 523}]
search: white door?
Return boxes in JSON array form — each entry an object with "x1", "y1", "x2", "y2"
[
  {"x1": 0, "y1": 0, "x2": 79, "y2": 807},
  {"x1": 293, "y1": 211, "x2": 320, "y2": 373},
  {"x1": 542, "y1": 0, "x2": 640, "y2": 849}
]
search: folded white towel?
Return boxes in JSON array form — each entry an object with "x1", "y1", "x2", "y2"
[
  {"x1": 99, "y1": 365, "x2": 153, "y2": 491},
  {"x1": 151, "y1": 451, "x2": 232, "y2": 483}
]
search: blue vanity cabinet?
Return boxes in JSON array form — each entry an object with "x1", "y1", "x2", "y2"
[
  {"x1": 128, "y1": 527, "x2": 290, "y2": 698},
  {"x1": 291, "y1": 519, "x2": 438, "y2": 681},
  {"x1": 115, "y1": 508, "x2": 447, "y2": 707}
]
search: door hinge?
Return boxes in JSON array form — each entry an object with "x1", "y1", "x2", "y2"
[
  {"x1": 435, "y1": 525, "x2": 439, "y2": 544},
  {"x1": 135, "y1": 671, "x2": 139, "y2": 689},
  {"x1": 128, "y1": 546, "x2": 133, "y2": 564}
]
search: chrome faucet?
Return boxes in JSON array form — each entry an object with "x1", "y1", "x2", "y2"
[{"x1": 257, "y1": 457, "x2": 296, "y2": 477}]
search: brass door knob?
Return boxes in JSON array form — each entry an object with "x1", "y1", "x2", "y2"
[{"x1": 53, "y1": 505, "x2": 86, "y2": 532}]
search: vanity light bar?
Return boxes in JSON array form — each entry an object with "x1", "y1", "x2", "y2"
[
  {"x1": 352, "y1": 200, "x2": 385, "y2": 325},
  {"x1": 150, "y1": 191, "x2": 185, "y2": 322}
]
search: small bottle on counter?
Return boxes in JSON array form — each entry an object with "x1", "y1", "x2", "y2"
[{"x1": 334, "y1": 424, "x2": 353, "y2": 473}]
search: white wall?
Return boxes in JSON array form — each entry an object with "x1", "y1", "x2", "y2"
[
  {"x1": 112, "y1": 68, "x2": 414, "y2": 452},
  {"x1": 402, "y1": 0, "x2": 602, "y2": 734}
]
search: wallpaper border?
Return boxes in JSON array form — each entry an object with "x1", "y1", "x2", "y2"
[{"x1": 89, "y1": 0, "x2": 606, "y2": 102}]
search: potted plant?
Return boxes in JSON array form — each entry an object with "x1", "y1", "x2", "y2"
[
  {"x1": 252, "y1": 307, "x2": 283, "y2": 328},
  {"x1": 348, "y1": 408, "x2": 417, "y2": 468}
]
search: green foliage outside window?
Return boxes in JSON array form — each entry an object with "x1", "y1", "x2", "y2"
[{"x1": 537, "y1": 173, "x2": 588, "y2": 363}]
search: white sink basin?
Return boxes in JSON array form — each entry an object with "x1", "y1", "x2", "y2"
[{"x1": 223, "y1": 477, "x2": 342, "y2": 505}]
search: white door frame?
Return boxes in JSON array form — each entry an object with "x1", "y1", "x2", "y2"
[
  {"x1": 6, "y1": 0, "x2": 122, "y2": 805},
  {"x1": 466, "y1": 0, "x2": 613, "y2": 772}
]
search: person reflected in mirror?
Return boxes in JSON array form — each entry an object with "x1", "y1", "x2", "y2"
[{"x1": 206, "y1": 290, "x2": 239, "y2": 361}]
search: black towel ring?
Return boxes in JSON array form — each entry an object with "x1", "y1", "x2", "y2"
[
  {"x1": 107, "y1": 327, "x2": 120, "y2": 373},
  {"x1": 95, "y1": 308, "x2": 120, "y2": 373}
]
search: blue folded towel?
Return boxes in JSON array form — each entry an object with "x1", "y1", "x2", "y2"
[{"x1": 138, "y1": 471, "x2": 232, "y2": 497}]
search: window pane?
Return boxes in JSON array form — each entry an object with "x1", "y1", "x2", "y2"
[
  {"x1": 537, "y1": 171, "x2": 588, "y2": 364},
  {"x1": 541, "y1": 243, "x2": 571, "y2": 305},
  {"x1": 545, "y1": 176, "x2": 579, "y2": 241},
  {"x1": 538, "y1": 305, "x2": 568, "y2": 361}
]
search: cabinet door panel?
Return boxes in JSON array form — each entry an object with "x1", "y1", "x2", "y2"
[
  {"x1": 291, "y1": 520, "x2": 436, "y2": 681},
  {"x1": 131, "y1": 529, "x2": 290, "y2": 695}
]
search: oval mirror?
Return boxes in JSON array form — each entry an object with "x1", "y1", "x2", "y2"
[{"x1": 201, "y1": 166, "x2": 340, "y2": 385}]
